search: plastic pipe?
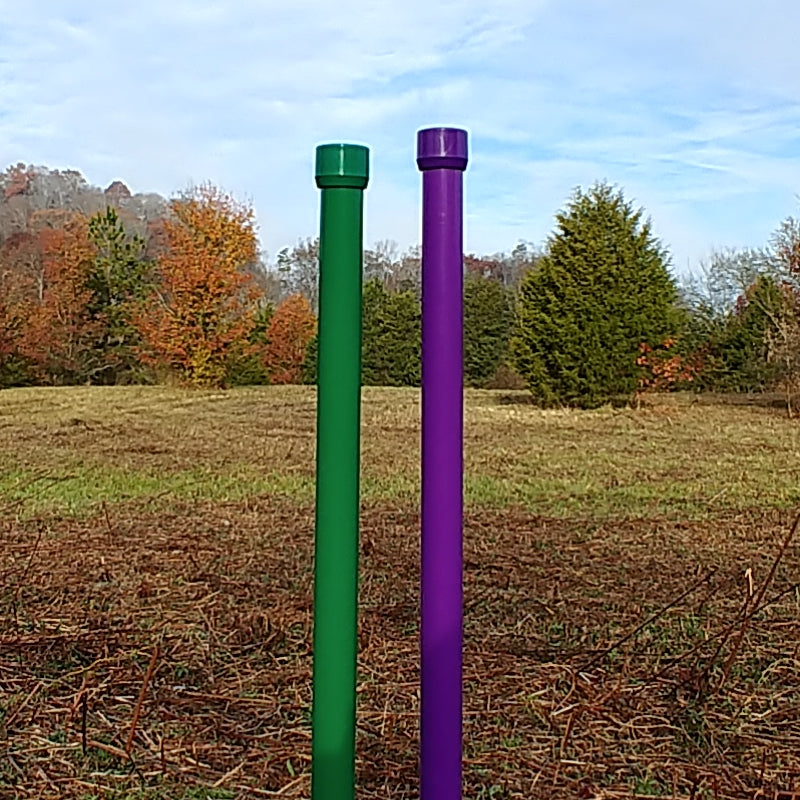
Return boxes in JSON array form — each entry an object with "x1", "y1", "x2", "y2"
[
  {"x1": 417, "y1": 126, "x2": 468, "y2": 800},
  {"x1": 312, "y1": 142, "x2": 369, "y2": 800}
]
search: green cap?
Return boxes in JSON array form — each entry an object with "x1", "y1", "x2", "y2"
[{"x1": 315, "y1": 143, "x2": 369, "y2": 189}]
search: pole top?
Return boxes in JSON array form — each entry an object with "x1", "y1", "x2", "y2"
[
  {"x1": 416, "y1": 127, "x2": 468, "y2": 172},
  {"x1": 315, "y1": 143, "x2": 369, "y2": 189}
]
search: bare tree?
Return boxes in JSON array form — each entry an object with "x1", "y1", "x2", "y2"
[
  {"x1": 681, "y1": 247, "x2": 779, "y2": 318},
  {"x1": 127, "y1": 192, "x2": 169, "y2": 224},
  {"x1": 364, "y1": 239, "x2": 400, "y2": 283},
  {"x1": 765, "y1": 289, "x2": 800, "y2": 417},
  {"x1": 386, "y1": 244, "x2": 421, "y2": 293},
  {"x1": 276, "y1": 237, "x2": 319, "y2": 310}
]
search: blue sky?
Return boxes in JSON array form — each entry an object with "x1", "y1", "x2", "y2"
[{"x1": 2, "y1": 1, "x2": 800, "y2": 275}]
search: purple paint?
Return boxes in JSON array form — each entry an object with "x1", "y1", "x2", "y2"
[{"x1": 417, "y1": 126, "x2": 468, "y2": 800}]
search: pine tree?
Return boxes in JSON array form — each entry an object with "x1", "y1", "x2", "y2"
[
  {"x1": 360, "y1": 279, "x2": 387, "y2": 385},
  {"x1": 706, "y1": 274, "x2": 793, "y2": 391},
  {"x1": 463, "y1": 274, "x2": 513, "y2": 386},
  {"x1": 361, "y1": 279, "x2": 420, "y2": 386},
  {"x1": 228, "y1": 300, "x2": 275, "y2": 386},
  {"x1": 511, "y1": 182, "x2": 680, "y2": 407},
  {"x1": 86, "y1": 206, "x2": 150, "y2": 383},
  {"x1": 301, "y1": 333, "x2": 318, "y2": 385},
  {"x1": 304, "y1": 281, "x2": 422, "y2": 387}
]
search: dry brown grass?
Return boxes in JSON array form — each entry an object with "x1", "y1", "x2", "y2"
[
  {"x1": 2, "y1": 500, "x2": 800, "y2": 798},
  {"x1": 1, "y1": 385, "x2": 800, "y2": 518},
  {"x1": 1, "y1": 387, "x2": 800, "y2": 798}
]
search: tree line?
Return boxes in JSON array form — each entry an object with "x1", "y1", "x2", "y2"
[{"x1": 1, "y1": 162, "x2": 799, "y2": 408}]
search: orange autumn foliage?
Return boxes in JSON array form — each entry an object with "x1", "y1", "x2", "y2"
[
  {"x1": 14, "y1": 214, "x2": 102, "y2": 382},
  {"x1": 264, "y1": 294, "x2": 317, "y2": 384},
  {"x1": 133, "y1": 184, "x2": 263, "y2": 387},
  {"x1": 636, "y1": 337, "x2": 703, "y2": 396}
]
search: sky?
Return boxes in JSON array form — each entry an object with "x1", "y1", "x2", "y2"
[{"x1": 2, "y1": 1, "x2": 800, "y2": 276}]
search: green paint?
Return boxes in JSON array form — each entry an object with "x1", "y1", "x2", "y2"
[{"x1": 312, "y1": 143, "x2": 369, "y2": 800}]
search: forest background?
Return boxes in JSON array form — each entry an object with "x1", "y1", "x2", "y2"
[{"x1": 2, "y1": 162, "x2": 799, "y2": 409}]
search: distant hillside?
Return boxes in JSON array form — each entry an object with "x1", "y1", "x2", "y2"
[{"x1": 0, "y1": 163, "x2": 170, "y2": 258}]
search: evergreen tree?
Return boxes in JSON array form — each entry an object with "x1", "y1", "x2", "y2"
[
  {"x1": 362, "y1": 279, "x2": 420, "y2": 386},
  {"x1": 301, "y1": 333, "x2": 317, "y2": 385},
  {"x1": 303, "y1": 281, "x2": 421, "y2": 386},
  {"x1": 511, "y1": 182, "x2": 680, "y2": 408},
  {"x1": 382, "y1": 289, "x2": 421, "y2": 385},
  {"x1": 703, "y1": 274, "x2": 793, "y2": 391},
  {"x1": 0, "y1": 298, "x2": 33, "y2": 388},
  {"x1": 304, "y1": 276, "x2": 513, "y2": 388},
  {"x1": 227, "y1": 300, "x2": 274, "y2": 386},
  {"x1": 86, "y1": 207, "x2": 151, "y2": 383},
  {"x1": 360, "y1": 279, "x2": 387, "y2": 385},
  {"x1": 463, "y1": 274, "x2": 514, "y2": 386}
]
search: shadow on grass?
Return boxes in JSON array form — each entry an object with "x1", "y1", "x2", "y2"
[{"x1": 493, "y1": 389, "x2": 799, "y2": 412}]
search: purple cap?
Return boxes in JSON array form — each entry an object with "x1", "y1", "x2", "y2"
[{"x1": 416, "y1": 127, "x2": 468, "y2": 172}]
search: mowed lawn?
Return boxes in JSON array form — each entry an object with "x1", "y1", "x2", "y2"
[
  {"x1": 2, "y1": 386, "x2": 800, "y2": 799},
  {"x1": 1, "y1": 385, "x2": 800, "y2": 519}
]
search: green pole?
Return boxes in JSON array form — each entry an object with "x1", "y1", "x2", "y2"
[{"x1": 312, "y1": 143, "x2": 369, "y2": 800}]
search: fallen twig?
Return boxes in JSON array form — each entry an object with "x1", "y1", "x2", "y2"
[
  {"x1": 125, "y1": 645, "x2": 160, "y2": 756},
  {"x1": 582, "y1": 567, "x2": 718, "y2": 671}
]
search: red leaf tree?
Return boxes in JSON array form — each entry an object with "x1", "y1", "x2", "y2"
[{"x1": 264, "y1": 293, "x2": 317, "y2": 384}]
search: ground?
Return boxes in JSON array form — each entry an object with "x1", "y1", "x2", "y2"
[{"x1": 1, "y1": 386, "x2": 800, "y2": 799}]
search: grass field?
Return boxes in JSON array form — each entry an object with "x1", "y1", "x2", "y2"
[{"x1": 1, "y1": 386, "x2": 800, "y2": 798}]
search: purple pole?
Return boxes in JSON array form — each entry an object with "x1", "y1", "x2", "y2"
[{"x1": 417, "y1": 126, "x2": 468, "y2": 800}]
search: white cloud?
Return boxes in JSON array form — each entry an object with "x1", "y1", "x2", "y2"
[{"x1": 1, "y1": 0, "x2": 800, "y2": 274}]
